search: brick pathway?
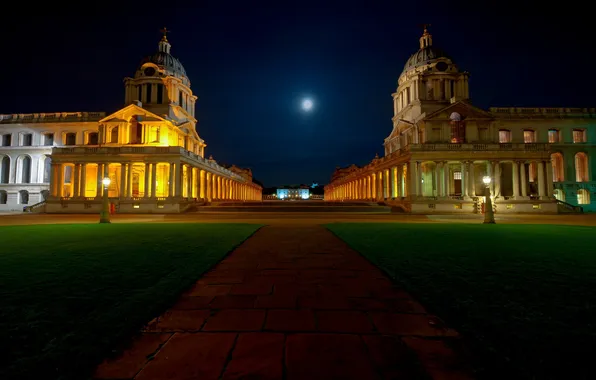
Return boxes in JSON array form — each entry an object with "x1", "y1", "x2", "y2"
[{"x1": 94, "y1": 225, "x2": 474, "y2": 379}]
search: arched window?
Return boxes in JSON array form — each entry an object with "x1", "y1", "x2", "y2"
[
  {"x1": 19, "y1": 190, "x2": 29, "y2": 205},
  {"x1": 575, "y1": 152, "x2": 589, "y2": 182},
  {"x1": 65, "y1": 132, "x2": 76, "y2": 145},
  {"x1": 449, "y1": 112, "x2": 465, "y2": 143},
  {"x1": 110, "y1": 126, "x2": 119, "y2": 143},
  {"x1": 553, "y1": 189, "x2": 565, "y2": 202},
  {"x1": 577, "y1": 189, "x2": 590, "y2": 205},
  {"x1": 0, "y1": 190, "x2": 7, "y2": 204},
  {"x1": 0, "y1": 156, "x2": 9, "y2": 183},
  {"x1": 43, "y1": 157, "x2": 51, "y2": 183},
  {"x1": 88, "y1": 132, "x2": 98, "y2": 145},
  {"x1": 551, "y1": 153, "x2": 564, "y2": 182},
  {"x1": 21, "y1": 156, "x2": 31, "y2": 184}
]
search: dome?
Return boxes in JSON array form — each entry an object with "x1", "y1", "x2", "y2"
[
  {"x1": 402, "y1": 45, "x2": 452, "y2": 73},
  {"x1": 138, "y1": 51, "x2": 187, "y2": 78}
]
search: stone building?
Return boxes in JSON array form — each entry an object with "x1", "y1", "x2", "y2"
[
  {"x1": 325, "y1": 27, "x2": 595, "y2": 213},
  {"x1": 0, "y1": 31, "x2": 262, "y2": 213}
]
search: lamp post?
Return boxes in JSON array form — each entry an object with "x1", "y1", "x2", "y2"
[
  {"x1": 99, "y1": 177, "x2": 111, "y2": 224},
  {"x1": 482, "y1": 175, "x2": 495, "y2": 224}
]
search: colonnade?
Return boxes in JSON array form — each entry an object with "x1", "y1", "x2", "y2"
[
  {"x1": 49, "y1": 161, "x2": 261, "y2": 201},
  {"x1": 325, "y1": 159, "x2": 554, "y2": 201}
]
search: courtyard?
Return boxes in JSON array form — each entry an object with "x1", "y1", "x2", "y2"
[{"x1": 0, "y1": 213, "x2": 595, "y2": 379}]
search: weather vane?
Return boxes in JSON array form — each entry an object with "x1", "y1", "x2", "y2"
[{"x1": 160, "y1": 27, "x2": 170, "y2": 40}]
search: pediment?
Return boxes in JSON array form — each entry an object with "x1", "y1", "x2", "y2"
[
  {"x1": 99, "y1": 104, "x2": 168, "y2": 124},
  {"x1": 424, "y1": 101, "x2": 494, "y2": 121}
]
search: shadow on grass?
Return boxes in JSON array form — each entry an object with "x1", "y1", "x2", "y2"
[
  {"x1": 0, "y1": 223, "x2": 262, "y2": 380},
  {"x1": 327, "y1": 222, "x2": 596, "y2": 380}
]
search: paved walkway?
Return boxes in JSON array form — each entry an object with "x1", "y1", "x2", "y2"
[{"x1": 94, "y1": 225, "x2": 473, "y2": 379}]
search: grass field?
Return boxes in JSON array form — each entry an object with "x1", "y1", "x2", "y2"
[
  {"x1": 0, "y1": 223, "x2": 261, "y2": 380},
  {"x1": 327, "y1": 223, "x2": 596, "y2": 379}
]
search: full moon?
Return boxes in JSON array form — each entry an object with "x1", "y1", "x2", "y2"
[{"x1": 302, "y1": 98, "x2": 313, "y2": 111}]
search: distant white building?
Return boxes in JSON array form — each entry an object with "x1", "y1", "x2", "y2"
[{"x1": 277, "y1": 185, "x2": 310, "y2": 200}]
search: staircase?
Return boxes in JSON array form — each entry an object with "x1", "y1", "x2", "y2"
[
  {"x1": 556, "y1": 200, "x2": 583, "y2": 214},
  {"x1": 23, "y1": 200, "x2": 47, "y2": 213}
]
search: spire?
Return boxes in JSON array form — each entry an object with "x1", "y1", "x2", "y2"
[
  {"x1": 419, "y1": 23, "x2": 433, "y2": 49},
  {"x1": 158, "y1": 27, "x2": 171, "y2": 54}
]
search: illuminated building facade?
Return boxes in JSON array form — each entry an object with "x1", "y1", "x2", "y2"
[
  {"x1": 0, "y1": 32, "x2": 261, "y2": 213},
  {"x1": 325, "y1": 27, "x2": 595, "y2": 213},
  {"x1": 277, "y1": 185, "x2": 310, "y2": 200}
]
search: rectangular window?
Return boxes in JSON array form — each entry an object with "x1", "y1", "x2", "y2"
[
  {"x1": 146, "y1": 84, "x2": 152, "y2": 103},
  {"x1": 453, "y1": 171, "x2": 462, "y2": 180},
  {"x1": 22, "y1": 134, "x2": 33, "y2": 146},
  {"x1": 523, "y1": 130, "x2": 535, "y2": 143},
  {"x1": 2, "y1": 134, "x2": 11, "y2": 146},
  {"x1": 499, "y1": 130, "x2": 511, "y2": 143},
  {"x1": 157, "y1": 84, "x2": 163, "y2": 104},
  {"x1": 179, "y1": 91, "x2": 184, "y2": 108},
  {"x1": 44, "y1": 133, "x2": 54, "y2": 146},
  {"x1": 478, "y1": 128, "x2": 488, "y2": 141},
  {"x1": 137, "y1": 86, "x2": 142, "y2": 102},
  {"x1": 88, "y1": 132, "x2": 98, "y2": 145},
  {"x1": 573, "y1": 129, "x2": 586, "y2": 143},
  {"x1": 548, "y1": 129, "x2": 559, "y2": 143}
]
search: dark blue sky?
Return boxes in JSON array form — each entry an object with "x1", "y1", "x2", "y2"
[{"x1": 3, "y1": 2, "x2": 592, "y2": 187}]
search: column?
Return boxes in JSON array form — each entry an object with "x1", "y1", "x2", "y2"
[
  {"x1": 96, "y1": 163, "x2": 104, "y2": 197},
  {"x1": 546, "y1": 160, "x2": 554, "y2": 197},
  {"x1": 461, "y1": 161, "x2": 467, "y2": 197},
  {"x1": 80, "y1": 163, "x2": 87, "y2": 198},
  {"x1": 126, "y1": 163, "x2": 133, "y2": 198},
  {"x1": 168, "y1": 163, "x2": 175, "y2": 197},
  {"x1": 73, "y1": 163, "x2": 81, "y2": 198},
  {"x1": 175, "y1": 163, "x2": 182, "y2": 197},
  {"x1": 537, "y1": 160, "x2": 546, "y2": 198},
  {"x1": 396, "y1": 165, "x2": 402, "y2": 197},
  {"x1": 50, "y1": 163, "x2": 59, "y2": 196},
  {"x1": 468, "y1": 162, "x2": 475, "y2": 197},
  {"x1": 520, "y1": 162, "x2": 528, "y2": 197},
  {"x1": 415, "y1": 161, "x2": 422, "y2": 196},
  {"x1": 493, "y1": 161, "x2": 501, "y2": 197},
  {"x1": 187, "y1": 165, "x2": 193, "y2": 199},
  {"x1": 487, "y1": 161, "x2": 494, "y2": 195},
  {"x1": 144, "y1": 163, "x2": 150, "y2": 198},
  {"x1": 200, "y1": 170, "x2": 206, "y2": 199},
  {"x1": 408, "y1": 162, "x2": 416, "y2": 198},
  {"x1": 512, "y1": 161, "x2": 520, "y2": 198},
  {"x1": 435, "y1": 162, "x2": 443, "y2": 197},
  {"x1": 151, "y1": 162, "x2": 157, "y2": 197},
  {"x1": 206, "y1": 173, "x2": 212, "y2": 201},
  {"x1": 120, "y1": 163, "x2": 127, "y2": 198}
]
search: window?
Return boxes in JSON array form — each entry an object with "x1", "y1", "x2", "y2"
[
  {"x1": 453, "y1": 171, "x2": 462, "y2": 180},
  {"x1": 551, "y1": 153, "x2": 564, "y2": 182},
  {"x1": 2, "y1": 134, "x2": 12, "y2": 146},
  {"x1": 43, "y1": 157, "x2": 51, "y2": 183},
  {"x1": 65, "y1": 132, "x2": 76, "y2": 145},
  {"x1": 449, "y1": 112, "x2": 465, "y2": 143},
  {"x1": 43, "y1": 133, "x2": 54, "y2": 146},
  {"x1": 88, "y1": 132, "x2": 98, "y2": 145},
  {"x1": 478, "y1": 128, "x2": 489, "y2": 142},
  {"x1": 0, "y1": 156, "x2": 9, "y2": 183},
  {"x1": 179, "y1": 90, "x2": 184, "y2": 108},
  {"x1": 553, "y1": 189, "x2": 565, "y2": 202},
  {"x1": 22, "y1": 133, "x2": 33, "y2": 146},
  {"x1": 523, "y1": 130, "x2": 536, "y2": 143},
  {"x1": 577, "y1": 189, "x2": 590, "y2": 205},
  {"x1": 110, "y1": 127, "x2": 119, "y2": 143},
  {"x1": 573, "y1": 129, "x2": 586, "y2": 143},
  {"x1": 157, "y1": 84, "x2": 163, "y2": 103},
  {"x1": 146, "y1": 84, "x2": 152, "y2": 103},
  {"x1": 499, "y1": 130, "x2": 511, "y2": 143},
  {"x1": 19, "y1": 190, "x2": 29, "y2": 205},
  {"x1": 548, "y1": 129, "x2": 559, "y2": 143},
  {"x1": 0, "y1": 190, "x2": 6, "y2": 204},
  {"x1": 575, "y1": 152, "x2": 589, "y2": 182},
  {"x1": 21, "y1": 156, "x2": 31, "y2": 183},
  {"x1": 137, "y1": 85, "x2": 142, "y2": 102}
]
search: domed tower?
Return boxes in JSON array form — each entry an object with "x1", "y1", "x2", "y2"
[
  {"x1": 123, "y1": 28, "x2": 197, "y2": 126},
  {"x1": 392, "y1": 25, "x2": 470, "y2": 122}
]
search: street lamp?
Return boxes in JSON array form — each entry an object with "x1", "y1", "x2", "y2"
[
  {"x1": 99, "y1": 177, "x2": 111, "y2": 224},
  {"x1": 482, "y1": 176, "x2": 496, "y2": 224}
]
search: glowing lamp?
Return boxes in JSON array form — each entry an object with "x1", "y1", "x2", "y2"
[
  {"x1": 102, "y1": 177, "x2": 111, "y2": 187},
  {"x1": 482, "y1": 176, "x2": 491, "y2": 185}
]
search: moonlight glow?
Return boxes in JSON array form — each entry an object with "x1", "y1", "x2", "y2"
[{"x1": 302, "y1": 98, "x2": 314, "y2": 111}]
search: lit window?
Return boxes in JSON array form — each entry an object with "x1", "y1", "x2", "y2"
[
  {"x1": 523, "y1": 130, "x2": 536, "y2": 143},
  {"x1": 43, "y1": 133, "x2": 54, "y2": 146},
  {"x1": 573, "y1": 129, "x2": 586, "y2": 143},
  {"x1": 548, "y1": 129, "x2": 559, "y2": 143},
  {"x1": 575, "y1": 152, "x2": 589, "y2": 182},
  {"x1": 577, "y1": 189, "x2": 590, "y2": 205},
  {"x1": 499, "y1": 130, "x2": 511, "y2": 143},
  {"x1": 453, "y1": 171, "x2": 462, "y2": 180},
  {"x1": 551, "y1": 153, "x2": 564, "y2": 182}
]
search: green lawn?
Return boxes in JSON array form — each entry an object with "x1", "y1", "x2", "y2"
[
  {"x1": 327, "y1": 223, "x2": 596, "y2": 379},
  {"x1": 0, "y1": 223, "x2": 261, "y2": 380}
]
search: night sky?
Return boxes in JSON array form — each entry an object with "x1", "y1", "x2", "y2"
[{"x1": 3, "y1": 2, "x2": 593, "y2": 187}]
